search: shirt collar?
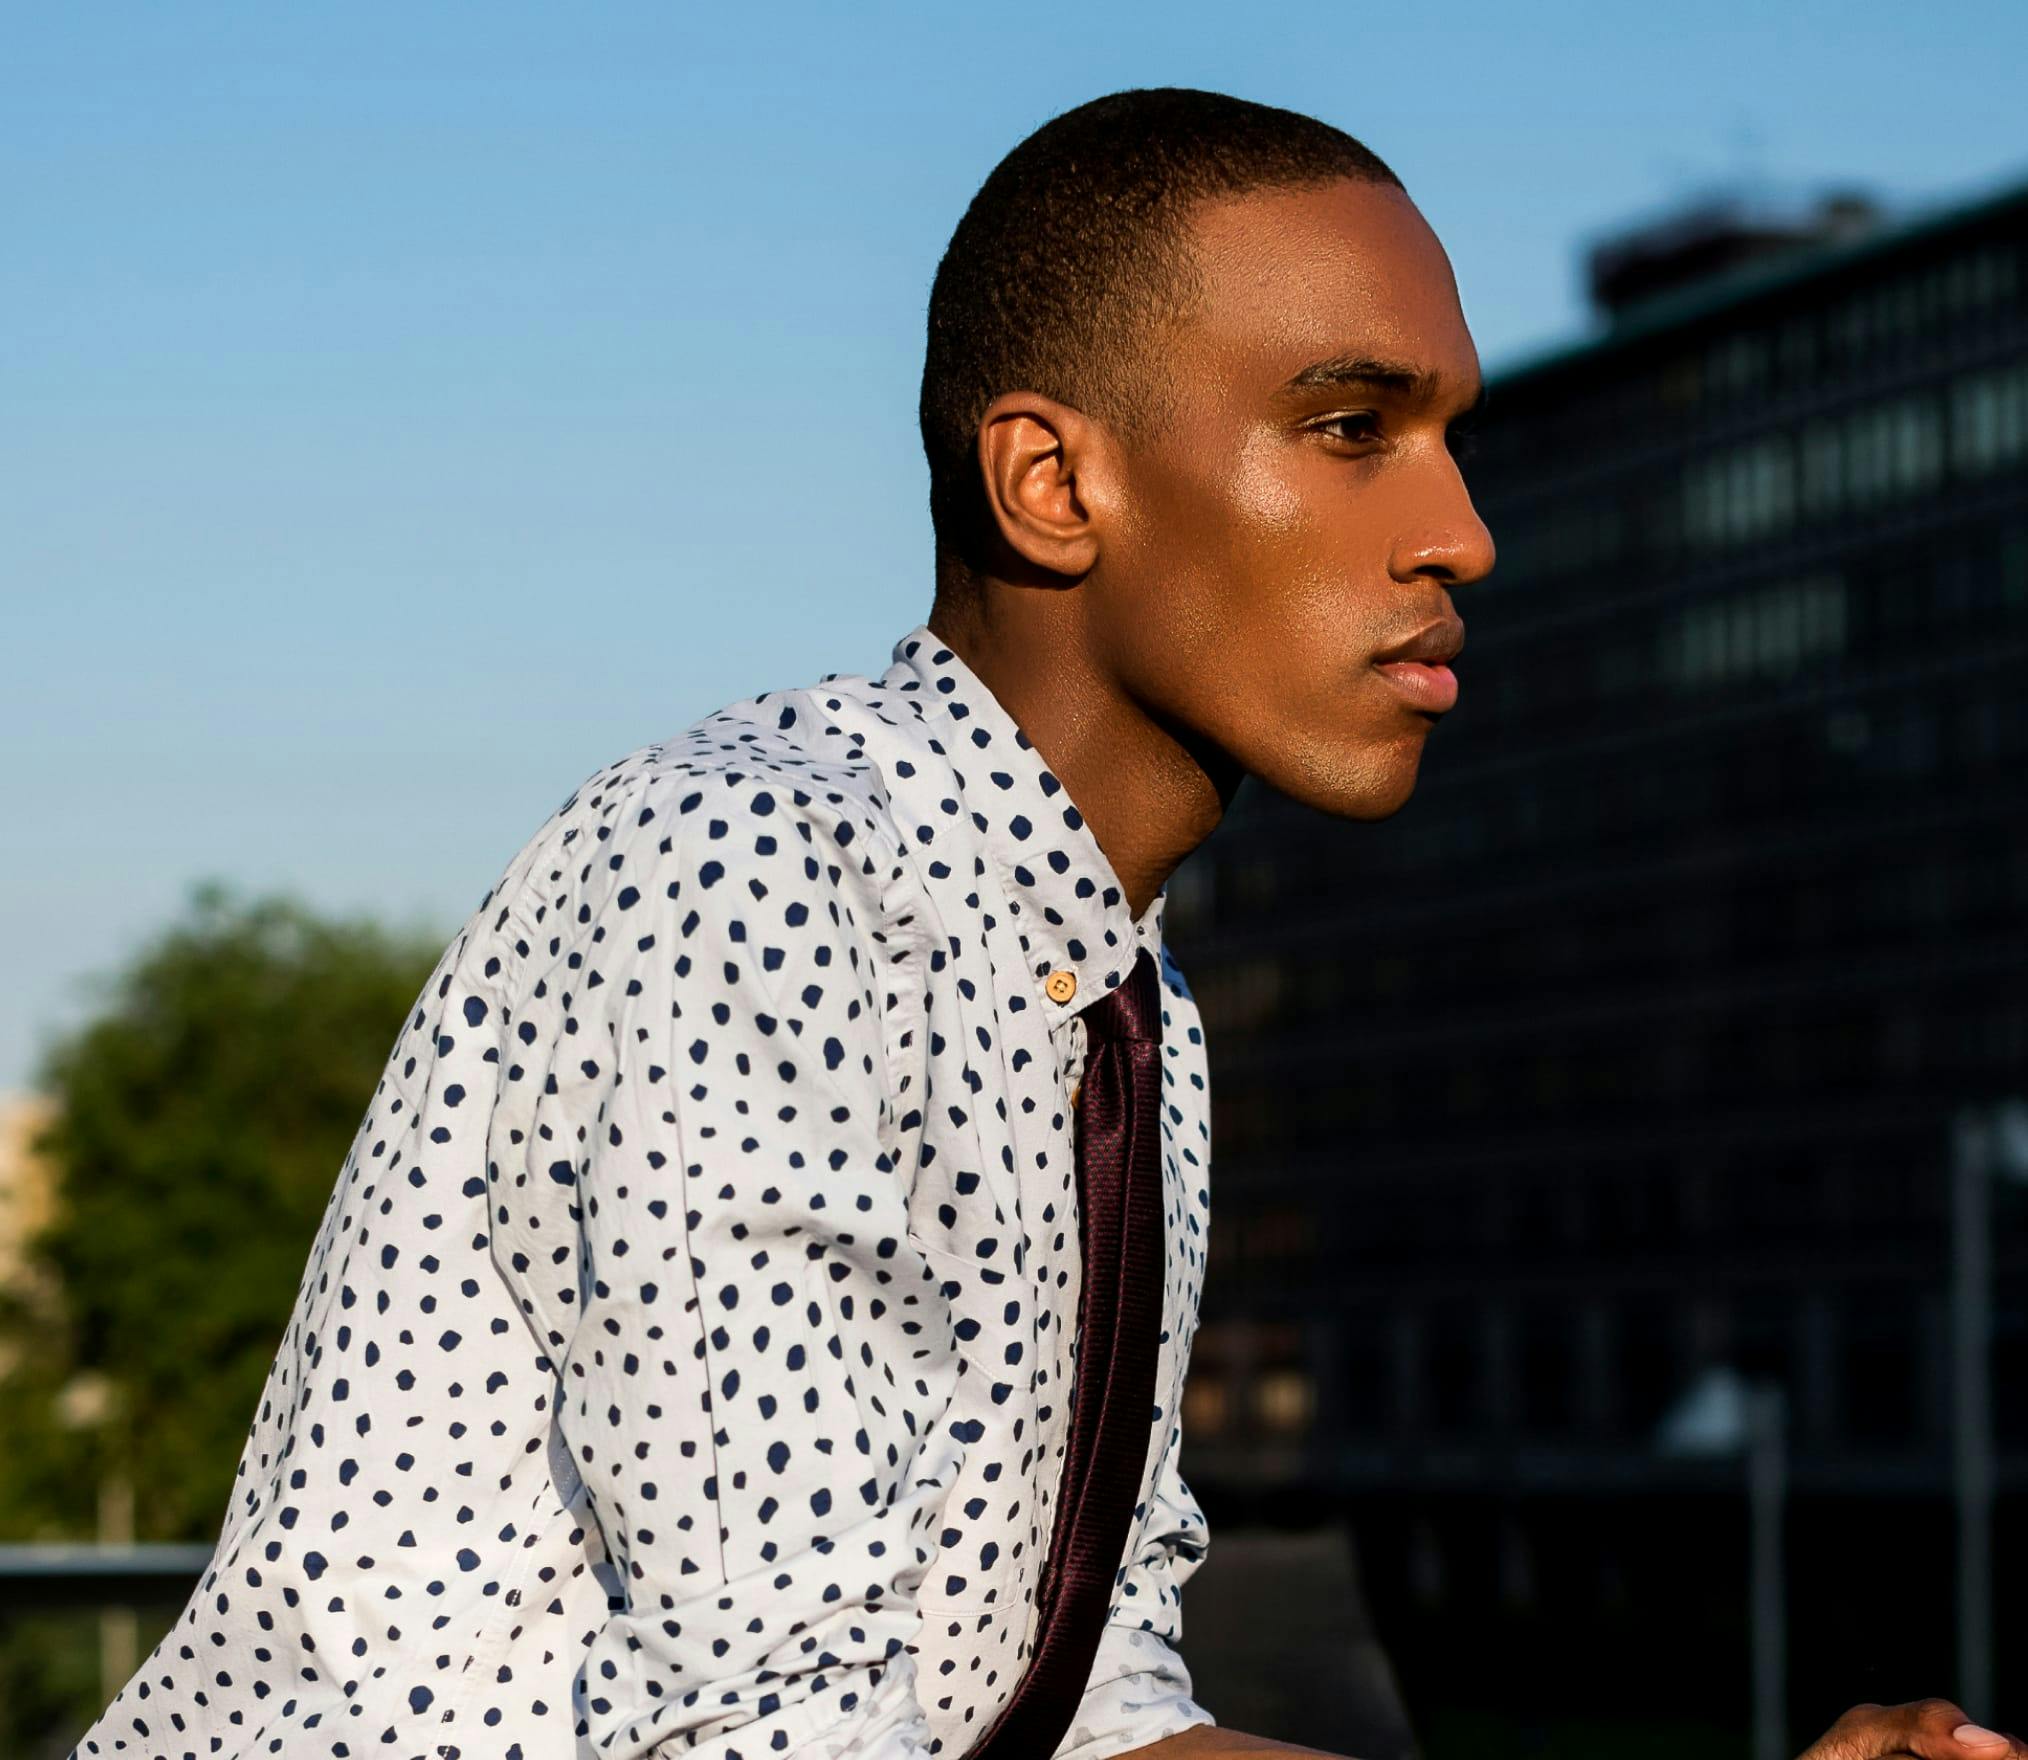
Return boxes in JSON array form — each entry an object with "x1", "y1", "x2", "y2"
[{"x1": 878, "y1": 623, "x2": 1164, "y2": 1021}]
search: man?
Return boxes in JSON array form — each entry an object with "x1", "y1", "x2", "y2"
[{"x1": 72, "y1": 87, "x2": 2018, "y2": 1760}]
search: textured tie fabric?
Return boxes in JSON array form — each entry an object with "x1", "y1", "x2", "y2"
[{"x1": 968, "y1": 943, "x2": 1168, "y2": 1759}]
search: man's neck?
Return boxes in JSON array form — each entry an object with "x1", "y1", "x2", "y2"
[{"x1": 924, "y1": 582, "x2": 1241, "y2": 921}]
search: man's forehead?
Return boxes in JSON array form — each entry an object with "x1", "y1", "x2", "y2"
[{"x1": 1178, "y1": 179, "x2": 1480, "y2": 402}]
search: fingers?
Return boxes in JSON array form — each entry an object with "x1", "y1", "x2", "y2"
[
  {"x1": 1880, "y1": 1699, "x2": 2027, "y2": 1760},
  {"x1": 1798, "y1": 1701, "x2": 2028, "y2": 1760},
  {"x1": 1946, "y1": 1724, "x2": 2028, "y2": 1759}
]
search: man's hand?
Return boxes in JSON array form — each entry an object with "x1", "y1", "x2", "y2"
[
  {"x1": 1797, "y1": 1700, "x2": 2028, "y2": 1760},
  {"x1": 1119, "y1": 1724, "x2": 1346, "y2": 1757},
  {"x1": 1126, "y1": 1700, "x2": 2028, "y2": 1760}
]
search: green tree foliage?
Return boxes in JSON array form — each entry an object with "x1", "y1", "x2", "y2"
[{"x1": 0, "y1": 883, "x2": 443, "y2": 1546}]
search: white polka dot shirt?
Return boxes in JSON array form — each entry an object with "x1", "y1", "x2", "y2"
[{"x1": 72, "y1": 625, "x2": 1218, "y2": 1760}]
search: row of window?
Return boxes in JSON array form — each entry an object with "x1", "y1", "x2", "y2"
[
  {"x1": 1680, "y1": 358, "x2": 2028, "y2": 548},
  {"x1": 1658, "y1": 237, "x2": 2022, "y2": 410},
  {"x1": 1181, "y1": 1364, "x2": 1315, "y2": 1439},
  {"x1": 1186, "y1": 772, "x2": 2028, "y2": 971},
  {"x1": 1478, "y1": 366, "x2": 2024, "y2": 595},
  {"x1": 1662, "y1": 571, "x2": 1848, "y2": 689},
  {"x1": 1952, "y1": 358, "x2": 2028, "y2": 472},
  {"x1": 1470, "y1": 543, "x2": 2028, "y2": 731},
  {"x1": 1468, "y1": 232, "x2": 2025, "y2": 498},
  {"x1": 1185, "y1": 700, "x2": 2028, "y2": 908},
  {"x1": 1203, "y1": 993, "x2": 2028, "y2": 1152},
  {"x1": 1480, "y1": 495, "x2": 1631, "y2": 588},
  {"x1": 1181, "y1": 1286, "x2": 2028, "y2": 1451},
  {"x1": 1204, "y1": 1146, "x2": 1987, "y2": 1268}
]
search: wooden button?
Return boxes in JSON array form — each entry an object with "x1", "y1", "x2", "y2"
[{"x1": 1045, "y1": 968, "x2": 1077, "y2": 1003}]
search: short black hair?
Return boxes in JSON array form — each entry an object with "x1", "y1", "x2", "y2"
[{"x1": 919, "y1": 87, "x2": 1403, "y2": 579}]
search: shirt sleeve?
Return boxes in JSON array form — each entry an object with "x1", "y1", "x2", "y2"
[
  {"x1": 1052, "y1": 1403, "x2": 1218, "y2": 1760},
  {"x1": 491, "y1": 769, "x2": 937, "y2": 1760}
]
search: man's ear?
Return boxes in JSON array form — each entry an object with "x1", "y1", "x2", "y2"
[{"x1": 973, "y1": 390, "x2": 1116, "y2": 578}]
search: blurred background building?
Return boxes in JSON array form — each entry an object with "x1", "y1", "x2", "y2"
[{"x1": 1166, "y1": 171, "x2": 2028, "y2": 1751}]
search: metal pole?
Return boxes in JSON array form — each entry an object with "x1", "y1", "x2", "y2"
[
  {"x1": 1951, "y1": 1107, "x2": 1993, "y2": 1719},
  {"x1": 98, "y1": 1464, "x2": 137, "y2": 1708},
  {"x1": 1747, "y1": 1382, "x2": 1788, "y2": 1760}
]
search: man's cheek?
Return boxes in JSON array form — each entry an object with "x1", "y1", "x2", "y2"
[{"x1": 1224, "y1": 437, "x2": 1312, "y2": 537}]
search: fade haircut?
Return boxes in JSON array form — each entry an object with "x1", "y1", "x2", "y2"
[{"x1": 919, "y1": 87, "x2": 1403, "y2": 580}]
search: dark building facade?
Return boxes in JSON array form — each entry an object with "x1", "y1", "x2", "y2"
[{"x1": 1165, "y1": 175, "x2": 2028, "y2": 1747}]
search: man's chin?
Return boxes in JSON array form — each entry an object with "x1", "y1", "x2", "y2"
[
  {"x1": 1321, "y1": 780, "x2": 1421, "y2": 823},
  {"x1": 1249, "y1": 734, "x2": 1428, "y2": 823}
]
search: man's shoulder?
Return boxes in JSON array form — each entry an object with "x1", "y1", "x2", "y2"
[
  {"x1": 553, "y1": 673, "x2": 914, "y2": 848},
  {"x1": 487, "y1": 668, "x2": 927, "y2": 954}
]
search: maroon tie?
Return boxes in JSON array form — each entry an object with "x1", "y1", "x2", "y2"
[{"x1": 968, "y1": 944, "x2": 1167, "y2": 1759}]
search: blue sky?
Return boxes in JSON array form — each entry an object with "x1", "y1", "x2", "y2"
[{"x1": 5, "y1": 0, "x2": 2025, "y2": 1089}]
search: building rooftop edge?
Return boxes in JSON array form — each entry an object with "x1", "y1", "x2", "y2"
[{"x1": 1483, "y1": 163, "x2": 2028, "y2": 392}]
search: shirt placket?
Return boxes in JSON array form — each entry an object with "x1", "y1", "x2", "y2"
[{"x1": 1063, "y1": 1010, "x2": 1090, "y2": 1114}]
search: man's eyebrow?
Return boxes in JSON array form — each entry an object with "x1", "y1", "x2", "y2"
[{"x1": 1282, "y1": 352, "x2": 1489, "y2": 417}]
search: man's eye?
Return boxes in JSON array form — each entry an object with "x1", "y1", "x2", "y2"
[{"x1": 1319, "y1": 413, "x2": 1382, "y2": 444}]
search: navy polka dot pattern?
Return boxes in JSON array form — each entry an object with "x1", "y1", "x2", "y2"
[{"x1": 70, "y1": 625, "x2": 1216, "y2": 1760}]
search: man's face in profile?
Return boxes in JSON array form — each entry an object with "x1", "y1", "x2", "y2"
[{"x1": 1097, "y1": 177, "x2": 1497, "y2": 822}]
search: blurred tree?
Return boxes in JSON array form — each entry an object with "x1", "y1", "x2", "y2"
[{"x1": 0, "y1": 883, "x2": 443, "y2": 1545}]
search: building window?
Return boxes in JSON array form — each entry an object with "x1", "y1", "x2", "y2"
[
  {"x1": 1801, "y1": 418, "x2": 1843, "y2": 516},
  {"x1": 1949, "y1": 361, "x2": 2028, "y2": 476},
  {"x1": 1255, "y1": 1367, "x2": 1316, "y2": 1435},
  {"x1": 1840, "y1": 1291, "x2": 1919, "y2": 1445},
  {"x1": 1662, "y1": 572, "x2": 1846, "y2": 692},
  {"x1": 1427, "y1": 1301, "x2": 1486, "y2": 1434},
  {"x1": 1616, "y1": 1297, "x2": 1681, "y2": 1435},
  {"x1": 1682, "y1": 434, "x2": 1795, "y2": 548},
  {"x1": 1243, "y1": 1204, "x2": 1317, "y2": 1268},
  {"x1": 1182, "y1": 1372, "x2": 1231, "y2": 1438},
  {"x1": 1845, "y1": 394, "x2": 1944, "y2": 505},
  {"x1": 1198, "y1": 955, "x2": 1285, "y2": 1034},
  {"x1": 1517, "y1": 1303, "x2": 1578, "y2": 1435}
]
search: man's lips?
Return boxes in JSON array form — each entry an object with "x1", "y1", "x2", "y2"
[
  {"x1": 1372, "y1": 659, "x2": 1459, "y2": 712},
  {"x1": 1371, "y1": 615, "x2": 1464, "y2": 712},
  {"x1": 1372, "y1": 615, "x2": 1465, "y2": 666}
]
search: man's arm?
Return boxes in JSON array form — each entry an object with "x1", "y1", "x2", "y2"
[
  {"x1": 492, "y1": 771, "x2": 935, "y2": 1758},
  {"x1": 1126, "y1": 1730, "x2": 1341, "y2": 1758},
  {"x1": 1124, "y1": 1698, "x2": 2028, "y2": 1760}
]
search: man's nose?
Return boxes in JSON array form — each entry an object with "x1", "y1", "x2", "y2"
[{"x1": 1389, "y1": 499, "x2": 1497, "y2": 589}]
